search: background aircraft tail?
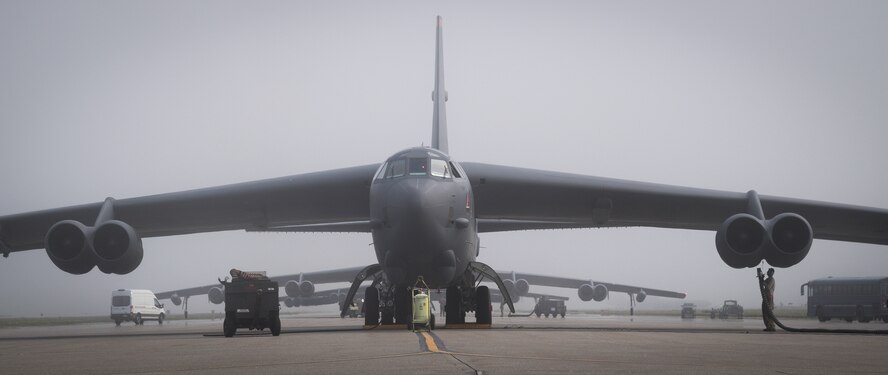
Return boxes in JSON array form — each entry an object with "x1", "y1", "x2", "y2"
[{"x1": 431, "y1": 15, "x2": 448, "y2": 154}]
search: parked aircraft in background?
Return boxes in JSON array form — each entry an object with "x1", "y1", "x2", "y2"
[
  {"x1": 155, "y1": 266, "x2": 684, "y2": 318},
  {"x1": 1, "y1": 17, "x2": 886, "y2": 328}
]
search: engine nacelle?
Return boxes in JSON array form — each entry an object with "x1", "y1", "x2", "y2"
[
  {"x1": 765, "y1": 213, "x2": 812, "y2": 268},
  {"x1": 93, "y1": 220, "x2": 143, "y2": 275},
  {"x1": 715, "y1": 213, "x2": 767, "y2": 268},
  {"x1": 208, "y1": 287, "x2": 225, "y2": 304},
  {"x1": 170, "y1": 294, "x2": 182, "y2": 306},
  {"x1": 635, "y1": 290, "x2": 647, "y2": 303},
  {"x1": 300, "y1": 281, "x2": 315, "y2": 297},
  {"x1": 578, "y1": 283, "x2": 608, "y2": 302},
  {"x1": 515, "y1": 279, "x2": 530, "y2": 296},
  {"x1": 45, "y1": 220, "x2": 96, "y2": 275},
  {"x1": 285, "y1": 280, "x2": 301, "y2": 298},
  {"x1": 284, "y1": 298, "x2": 295, "y2": 308}
]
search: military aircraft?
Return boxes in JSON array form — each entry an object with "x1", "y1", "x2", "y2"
[
  {"x1": 154, "y1": 266, "x2": 685, "y2": 319},
  {"x1": 1, "y1": 16, "x2": 887, "y2": 328}
]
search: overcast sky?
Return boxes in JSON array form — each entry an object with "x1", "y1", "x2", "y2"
[{"x1": 1, "y1": 1, "x2": 887, "y2": 317}]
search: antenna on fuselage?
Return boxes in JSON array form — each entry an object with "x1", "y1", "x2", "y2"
[{"x1": 431, "y1": 15, "x2": 449, "y2": 154}]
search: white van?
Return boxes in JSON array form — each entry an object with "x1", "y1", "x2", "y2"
[{"x1": 111, "y1": 289, "x2": 166, "y2": 326}]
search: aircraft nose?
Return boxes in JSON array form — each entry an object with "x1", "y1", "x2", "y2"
[{"x1": 389, "y1": 179, "x2": 444, "y2": 226}]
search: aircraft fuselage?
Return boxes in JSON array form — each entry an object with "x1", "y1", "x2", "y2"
[{"x1": 370, "y1": 147, "x2": 477, "y2": 288}]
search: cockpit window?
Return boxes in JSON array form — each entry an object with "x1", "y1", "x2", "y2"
[
  {"x1": 385, "y1": 159, "x2": 406, "y2": 178},
  {"x1": 448, "y1": 161, "x2": 462, "y2": 178},
  {"x1": 374, "y1": 163, "x2": 388, "y2": 180},
  {"x1": 408, "y1": 158, "x2": 428, "y2": 176},
  {"x1": 430, "y1": 159, "x2": 450, "y2": 178}
]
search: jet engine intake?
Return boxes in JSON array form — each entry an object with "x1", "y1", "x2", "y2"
[
  {"x1": 716, "y1": 212, "x2": 813, "y2": 268},
  {"x1": 765, "y1": 213, "x2": 812, "y2": 268},
  {"x1": 208, "y1": 287, "x2": 225, "y2": 304},
  {"x1": 715, "y1": 213, "x2": 767, "y2": 268},
  {"x1": 170, "y1": 294, "x2": 182, "y2": 306},
  {"x1": 93, "y1": 220, "x2": 143, "y2": 275},
  {"x1": 635, "y1": 290, "x2": 647, "y2": 303},
  {"x1": 300, "y1": 281, "x2": 315, "y2": 297},
  {"x1": 578, "y1": 283, "x2": 608, "y2": 302},
  {"x1": 45, "y1": 220, "x2": 96, "y2": 275},
  {"x1": 285, "y1": 280, "x2": 316, "y2": 298},
  {"x1": 284, "y1": 298, "x2": 295, "y2": 308},
  {"x1": 515, "y1": 279, "x2": 530, "y2": 296}
]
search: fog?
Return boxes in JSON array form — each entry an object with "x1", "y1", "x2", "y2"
[{"x1": 1, "y1": 1, "x2": 886, "y2": 317}]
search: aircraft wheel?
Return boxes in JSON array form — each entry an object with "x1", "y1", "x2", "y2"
[
  {"x1": 475, "y1": 286, "x2": 491, "y2": 325},
  {"x1": 394, "y1": 288, "x2": 411, "y2": 324},
  {"x1": 364, "y1": 287, "x2": 380, "y2": 326},
  {"x1": 445, "y1": 286, "x2": 463, "y2": 325},
  {"x1": 223, "y1": 319, "x2": 235, "y2": 337},
  {"x1": 270, "y1": 311, "x2": 281, "y2": 336}
]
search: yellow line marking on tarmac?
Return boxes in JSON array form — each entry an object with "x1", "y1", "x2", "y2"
[{"x1": 420, "y1": 331, "x2": 440, "y2": 352}]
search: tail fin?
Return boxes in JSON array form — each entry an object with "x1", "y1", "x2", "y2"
[{"x1": 431, "y1": 15, "x2": 448, "y2": 154}]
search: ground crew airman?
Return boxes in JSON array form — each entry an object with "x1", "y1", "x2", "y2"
[{"x1": 760, "y1": 268, "x2": 776, "y2": 331}]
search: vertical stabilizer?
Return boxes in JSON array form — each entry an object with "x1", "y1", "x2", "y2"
[{"x1": 431, "y1": 16, "x2": 448, "y2": 154}]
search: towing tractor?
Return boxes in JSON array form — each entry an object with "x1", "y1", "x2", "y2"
[
  {"x1": 221, "y1": 270, "x2": 281, "y2": 337},
  {"x1": 710, "y1": 300, "x2": 744, "y2": 319},
  {"x1": 534, "y1": 296, "x2": 567, "y2": 318}
]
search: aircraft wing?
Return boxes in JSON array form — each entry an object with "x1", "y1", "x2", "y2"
[
  {"x1": 155, "y1": 266, "x2": 365, "y2": 300},
  {"x1": 462, "y1": 162, "x2": 888, "y2": 245},
  {"x1": 498, "y1": 271, "x2": 686, "y2": 299},
  {"x1": 0, "y1": 164, "x2": 379, "y2": 254}
]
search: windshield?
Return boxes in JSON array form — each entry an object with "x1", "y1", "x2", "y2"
[
  {"x1": 377, "y1": 157, "x2": 456, "y2": 180},
  {"x1": 112, "y1": 296, "x2": 131, "y2": 307}
]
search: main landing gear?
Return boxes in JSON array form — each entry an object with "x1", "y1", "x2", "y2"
[{"x1": 342, "y1": 261, "x2": 516, "y2": 328}]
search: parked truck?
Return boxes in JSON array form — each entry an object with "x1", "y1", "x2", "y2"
[
  {"x1": 221, "y1": 270, "x2": 281, "y2": 337},
  {"x1": 710, "y1": 300, "x2": 744, "y2": 319},
  {"x1": 534, "y1": 296, "x2": 567, "y2": 318}
]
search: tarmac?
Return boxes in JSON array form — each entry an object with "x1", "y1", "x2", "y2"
[{"x1": 1, "y1": 313, "x2": 886, "y2": 374}]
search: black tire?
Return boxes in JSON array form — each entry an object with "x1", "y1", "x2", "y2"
[
  {"x1": 270, "y1": 311, "x2": 281, "y2": 336},
  {"x1": 114, "y1": 320, "x2": 121, "y2": 327},
  {"x1": 223, "y1": 312, "x2": 236, "y2": 337},
  {"x1": 364, "y1": 287, "x2": 380, "y2": 326},
  {"x1": 536, "y1": 312, "x2": 541, "y2": 318},
  {"x1": 430, "y1": 313, "x2": 435, "y2": 330},
  {"x1": 135, "y1": 313, "x2": 142, "y2": 326},
  {"x1": 445, "y1": 286, "x2": 464, "y2": 325},
  {"x1": 158, "y1": 313, "x2": 164, "y2": 325},
  {"x1": 816, "y1": 306, "x2": 828, "y2": 322},
  {"x1": 475, "y1": 286, "x2": 492, "y2": 325},
  {"x1": 394, "y1": 287, "x2": 411, "y2": 324}
]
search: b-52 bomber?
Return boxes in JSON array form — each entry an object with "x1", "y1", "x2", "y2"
[{"x1": 1, "y1": 17, "x2": 887, "y2": 328}]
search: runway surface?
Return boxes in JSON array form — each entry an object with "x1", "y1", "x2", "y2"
[{"x1": 1, "y1": 313, "x2": 886, "y2": 374}]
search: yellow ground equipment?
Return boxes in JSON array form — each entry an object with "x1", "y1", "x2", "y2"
[{"x1": 410, "y1": 277, "x2": 435, "y2": 331}]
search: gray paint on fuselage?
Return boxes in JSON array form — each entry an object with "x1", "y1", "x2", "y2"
[{"x1": 370, "y1": 147, "x2": 476, "y2": 288}]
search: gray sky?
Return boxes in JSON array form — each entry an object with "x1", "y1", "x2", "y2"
[{"x1": 1, "y1": 1, "x2": 887, "y2": 317}]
